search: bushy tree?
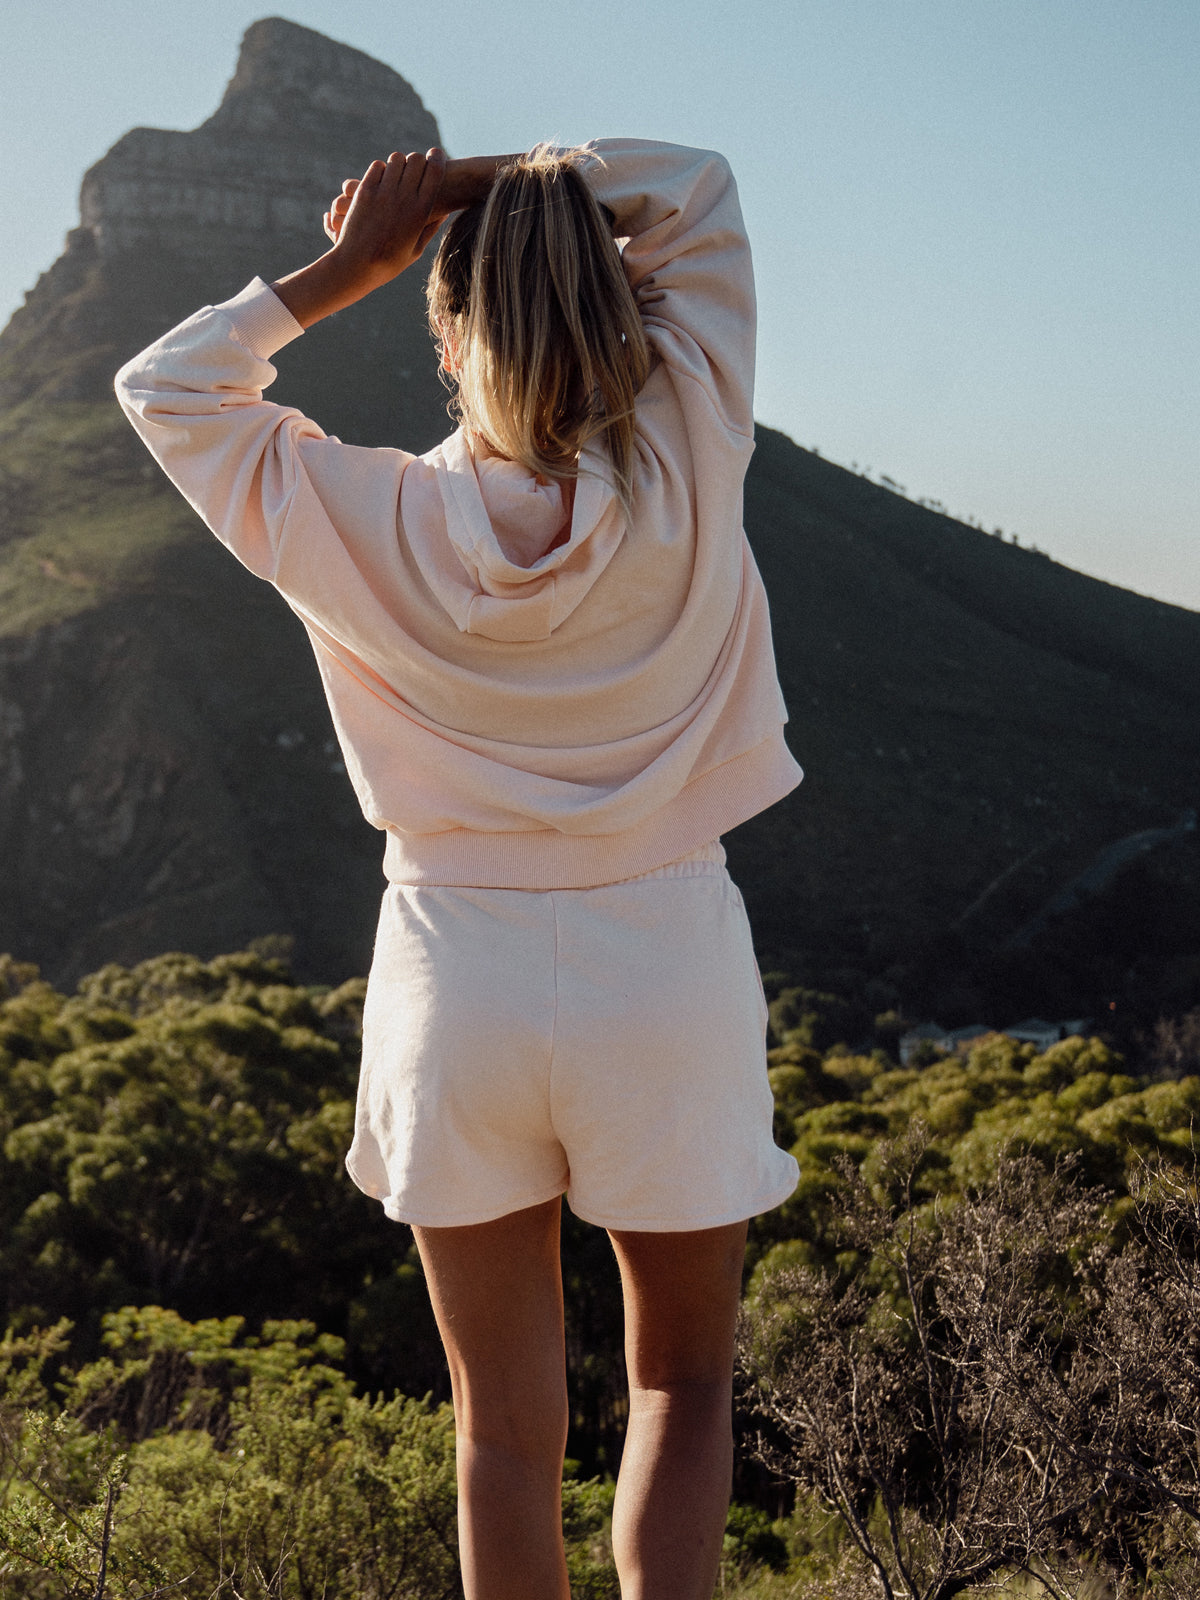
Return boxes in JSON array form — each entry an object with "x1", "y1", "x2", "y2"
[
  {"x1": 0, "y1": 951, "x2": 463, "y2": 1404},
  {"x1": 739, "y1": 1134, "x2": 1200, "y2": 1597},
  {"x1": 0, "y1": 1310, "x2": 461, "y2": 1598},
  {"x1": 6, "y1": 945, "x2": 1200, "y2": 1593},
  {"x1": 749, "y1": 1028, "x2": 1200, "y2": 1284},
  {"x1": 0, "y1": 950, "x2": 633, "y2": 1470}
]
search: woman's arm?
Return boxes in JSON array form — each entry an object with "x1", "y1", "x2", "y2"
[
  {"x1": 273, "y1": 149, "x2": 520, "y2": 329},
  {"x1": 431, "y1": 154, "x2": 521, "y2": 213},
  {"x1": 270, "y1": 147, "x2": 446, "y2": 328},
  {"x1": 114, "y1": 149, "x2": 522, "y2": 579},
  {"x1": 581, "y1": 141, "x2": 757, "y2": 442}
]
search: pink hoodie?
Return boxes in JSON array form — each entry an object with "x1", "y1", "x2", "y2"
[{"x1": 116, "y1": 140, "x2": 802, "y2": 888}]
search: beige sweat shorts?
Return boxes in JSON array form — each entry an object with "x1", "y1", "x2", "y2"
[{"x1": 344, "y1": 844, "x2": 799, "y2": 1230}]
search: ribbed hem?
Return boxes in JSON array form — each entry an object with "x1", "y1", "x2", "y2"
[{"x1": 381, "y1": 735, "x2": 802, "y2": 888}]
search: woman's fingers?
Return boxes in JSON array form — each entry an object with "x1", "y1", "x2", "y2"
[
  {"x1": 418, "y1": 146, "x2": 447, "y2": 208},
  {"x1": 323, "y1": 186, "x2": 356, "y2": 242},
  {"x1": 327, "y1": 148, "x2": 449, "y2": 276},
  {"x1": 388, "y1": 150, "x2": 423, "y2": 199}
]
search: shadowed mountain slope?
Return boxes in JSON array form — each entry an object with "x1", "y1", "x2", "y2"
[
  {"x1": 1, "y1": 19, "x2": 1197, "y2": 1013},
  {"x1": 742, "y1": 431, "x2": 1199, "y2": 1006}
]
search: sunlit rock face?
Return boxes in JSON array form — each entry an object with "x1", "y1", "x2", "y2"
[{"x1": 0, "y1": 17, "x2": 448, "y2": 439}]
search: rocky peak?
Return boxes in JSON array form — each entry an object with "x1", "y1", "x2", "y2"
[
  {"x1": 77, "y1": 18, "x2": 441, "y2": 260},
  {"x1": 204, "y1": 17, "x2": 435, "y2": 145},
  {"x1": 3, "y1": 21, "x2": 1198, "y2": 1002},
  {"x1": 0, "y1": 18, "x2": 445, "y2": 419}
]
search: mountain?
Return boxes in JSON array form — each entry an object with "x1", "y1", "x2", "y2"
[
  {"x1": 742, "y1": 433, "x2": 1200, "y2": 1017},
  {"x1": 0, "y1": 17, "x2": 449, "y2": 985},
  {"x1": 1, "y1": 18, "x2": 1197, "y2": 1020}
]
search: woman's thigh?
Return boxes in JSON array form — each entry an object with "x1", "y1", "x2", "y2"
[
  {"x1": 413, "y1": 1196, "x2": 568, "y2": 1456},
  {"x1": 607, "y1": 1222, "x2": 748, "y2": 1390}
]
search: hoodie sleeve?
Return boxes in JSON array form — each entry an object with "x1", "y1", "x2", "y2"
[
  {"x1": 113, "y1": 280, "x2": 408, "y2": 583},
  {"x1": 581, "y1": 140, "x2": 756, "y2": 442}
]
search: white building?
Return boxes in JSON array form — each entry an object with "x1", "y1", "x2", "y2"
[
  {"x1": 898, "y1": 1018, "x2": 1090, "y2": 1066},
  {"x1": 1006, "y1": 1018, "x2": 1075, "y2": 1052}
]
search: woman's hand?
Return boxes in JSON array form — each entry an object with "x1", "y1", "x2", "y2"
[
  {"x1": 271, "y1": 147, "x2": 447, "y2": 329},
  {"x1": 323, "y1": 152, "x2": 524, "y2": 245},
  {"x1": 329, "y1": 147, "x2": 448, "y2": 281}
]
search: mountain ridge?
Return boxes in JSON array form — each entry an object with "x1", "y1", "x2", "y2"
[{"x1": 0, "y1": 18, "x2": 1196, "y2": 1022}]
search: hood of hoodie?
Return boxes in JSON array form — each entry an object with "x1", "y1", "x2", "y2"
[{"x1": 400, "y1": 429, "x2": 626, "y2": 643}]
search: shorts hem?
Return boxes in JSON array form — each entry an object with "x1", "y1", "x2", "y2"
[
  {"x1": 378, "y1": 1178, "x2": 570, "y2": 1228},
  {"x1": 566, "y1": 1165, "x2": 800, "y2": 1233}
]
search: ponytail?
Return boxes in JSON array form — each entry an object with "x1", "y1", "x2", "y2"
[{"x1": 426, "y1": 145, "x2": 650, "y2": 516}]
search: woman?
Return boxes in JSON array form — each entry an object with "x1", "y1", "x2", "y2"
[{"x1": 117, "y1": 138, "x2": 801, "y2": 1600}]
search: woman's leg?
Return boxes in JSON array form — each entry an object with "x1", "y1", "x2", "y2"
[
  {"x1": 607, "y1": 1220, "x2": 748, "y2": 1600},
  {"x1": 412, "y1": 1196, "x2": 570, "y2": 1600}
]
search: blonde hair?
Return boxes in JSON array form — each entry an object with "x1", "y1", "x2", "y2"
[{"x1": 426, "y1": 145, "x2": 650, "y2": 514}]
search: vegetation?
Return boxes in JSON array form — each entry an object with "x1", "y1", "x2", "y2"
[
  {"x1": 741, "y1": 1140, "x2": 1200, "y2": 1597},
  {"x1": 0, "y1": 404, "x2": 198, "y2": 638},
  {"x1": 1, "y1": 1313, "x2": 463, "y2": 1598},
  {"x1": 1, "y1": 946, "x2": 1198, "y2": 1594}
]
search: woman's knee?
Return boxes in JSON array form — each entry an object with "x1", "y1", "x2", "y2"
[
  {"x1": 454, "y1": 1363, "x2": 569, "y2": 1468},
  {"x1": 625, "y1": 1373, "x2": 733, "y2": 1434}
]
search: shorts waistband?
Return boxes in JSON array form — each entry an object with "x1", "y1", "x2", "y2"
[{"x1": 608, "y1": 840, "x2": 727, "y2": 884}]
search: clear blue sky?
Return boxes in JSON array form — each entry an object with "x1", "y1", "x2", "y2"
[{"x1": 4, "y1": 0, "x2": 1197, "y2": 610}]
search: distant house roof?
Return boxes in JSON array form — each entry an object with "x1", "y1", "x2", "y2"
[
  {"x1": 901, "y1": 1023, "x2": 951, "y2": 1042},
  {"x1": 896, "y1": 1017, "x2": 1094, "y2": 1068},
  {"x1": 946, "y1": 1024, "x2": 992, "y2": 1047},
  {"x1": 1006, "y1": 1018, "x2": 1064, "y2": 1046},
  {"x1": 896, "y1": 1017, "x2": 1090, "y2": 1066}
]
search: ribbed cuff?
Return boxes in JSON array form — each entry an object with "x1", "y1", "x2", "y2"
[{"x1": 217, "y1": 278, "x2": 306, "y2": 359}]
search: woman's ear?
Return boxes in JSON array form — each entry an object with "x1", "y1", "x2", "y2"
[{"x1": 436, "y1": 317, "x2": 460, "y2": 375}]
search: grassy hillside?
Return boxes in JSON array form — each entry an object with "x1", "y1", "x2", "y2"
[{"x1": 1, "y1": 376, "x2": 1197, "y2": 1018}]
